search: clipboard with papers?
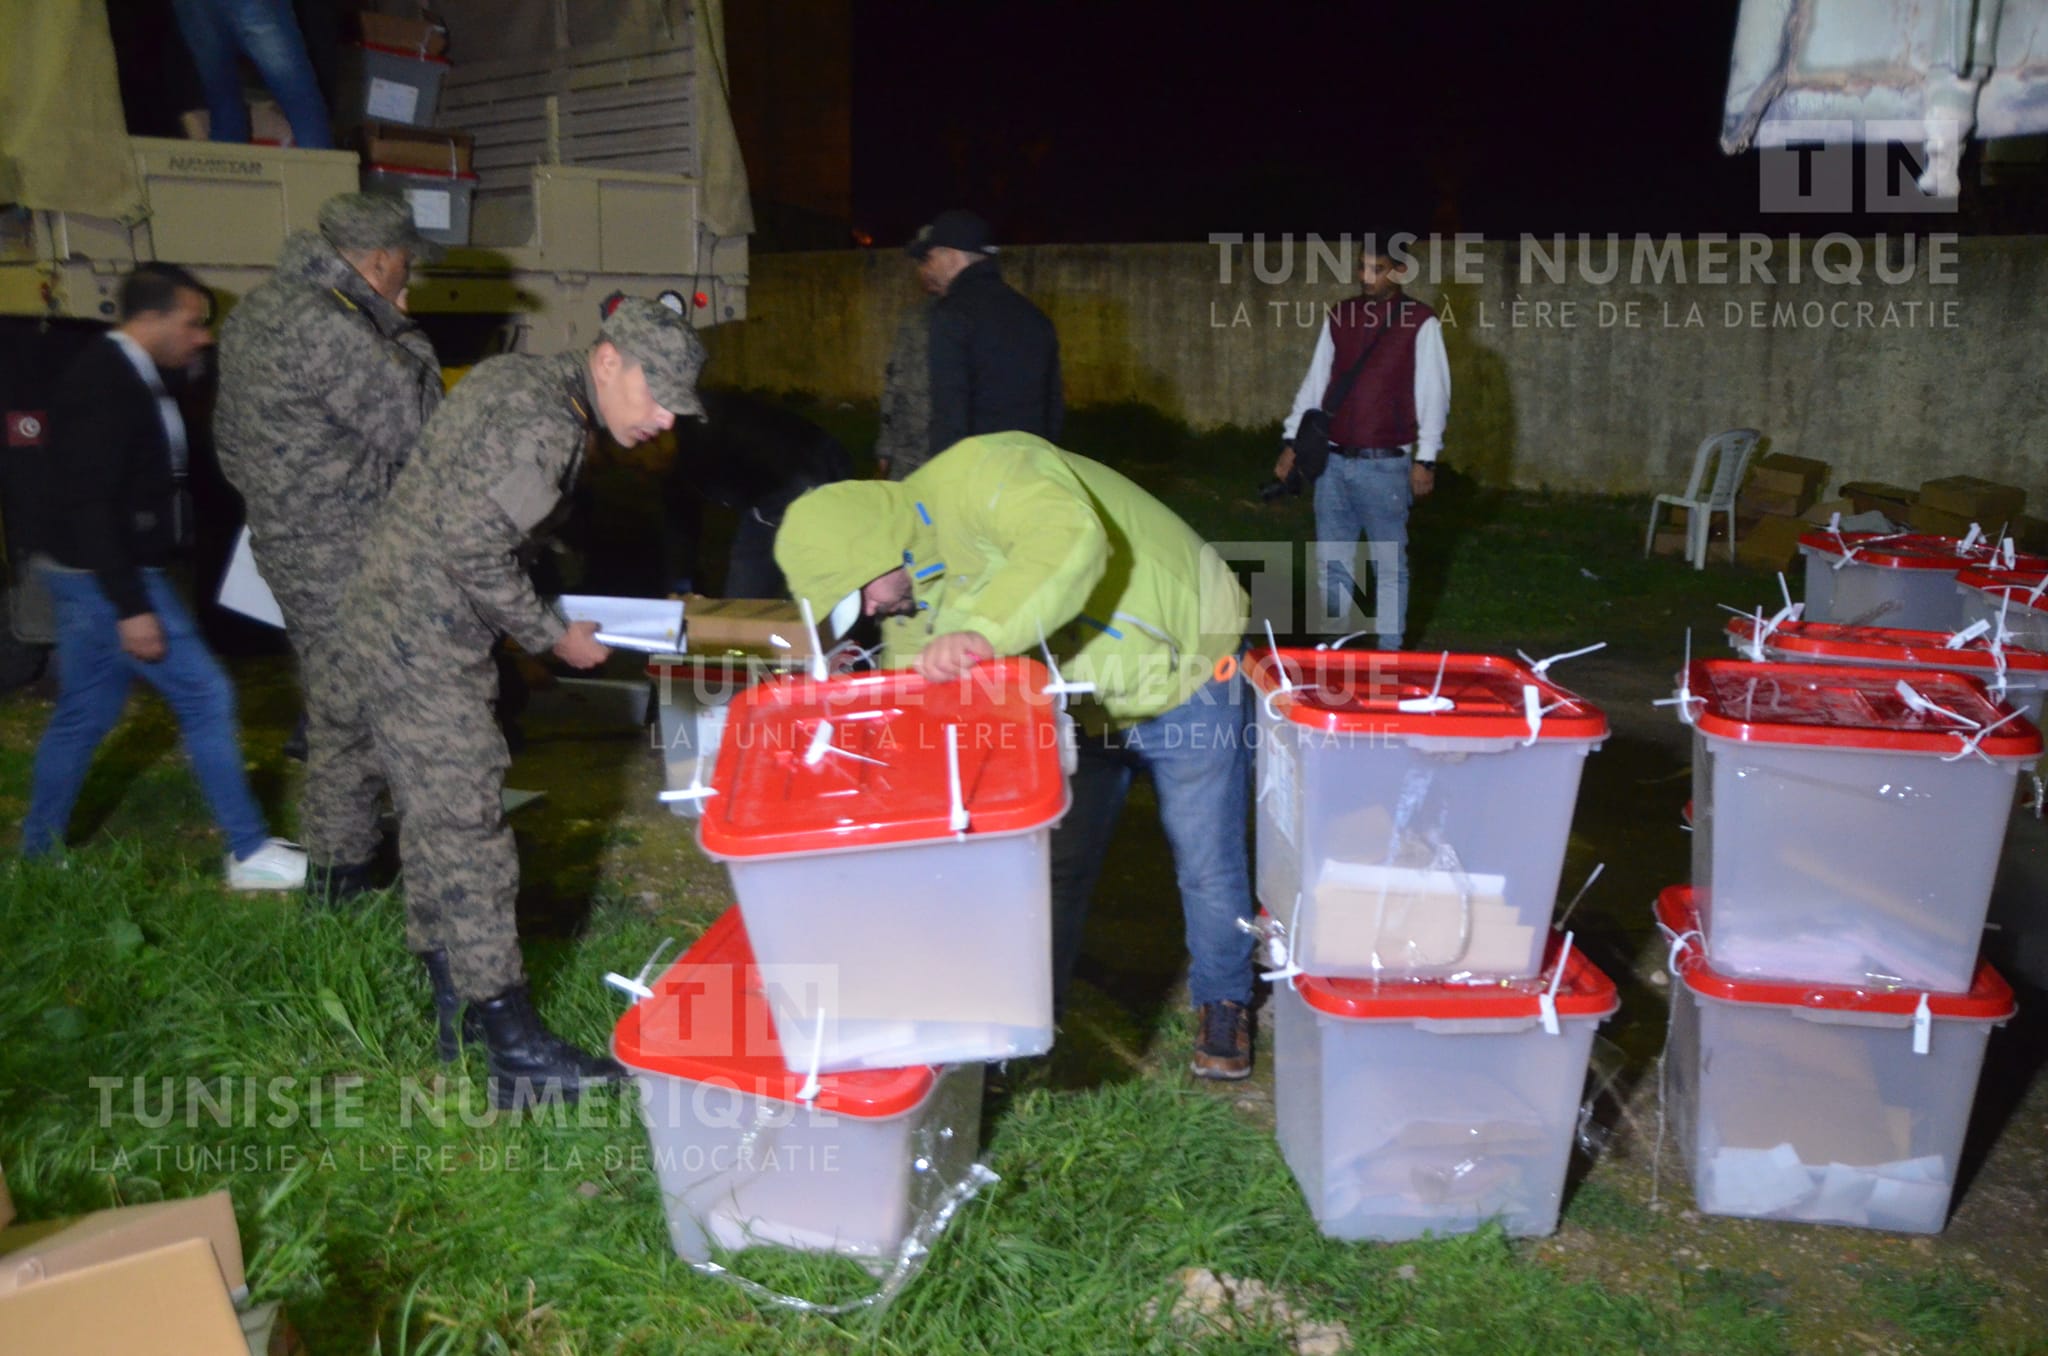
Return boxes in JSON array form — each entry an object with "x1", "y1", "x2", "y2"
[{"x1": 555, "y1": 594, "x2": 686, "y2": 653}]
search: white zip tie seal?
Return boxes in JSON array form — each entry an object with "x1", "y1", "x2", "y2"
[
  {"x1": 1912, "y1": 993, "x2": 1932, "y2": 1056},
  {"x1": 1540, "y1": 931, "x2": 1574, "y2": 1036},
  {"x1": 945, "y1": 724, "x2": 970, "y2": 834}
]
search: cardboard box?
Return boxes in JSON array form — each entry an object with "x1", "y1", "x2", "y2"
[
  {"x1": 0, "y1": 1238, "x2": 246, "y2": 1355},
  {"x1": 2015, "y1": 515, "x2": 2048, "y2": 556},
  {"x1": 1918, "y1": 475, "x2": 2027, "y2": 528},
  {"x1": 1745, "y1": 454, "x2": 1831, "y2": 514},
  {"x1": 356, "y1": 120, "x2": 474, "y2": 175},
  {"x1": 1802, "y1": 497, "x2": 1855, "y2": 525},
  {"x1": 353, "y1": 10, "x2": 449, "y2": 57},
  {"x1": 683, "y1": 596, "x2": 821, "y2": 659},
  {"x1": 1737, "y1": 488, "x2": 1804, "y2": 519},
  {"x1": 1738, "y1": 513, "x2": 1809, "y2": 572},
  {"x1": 1652, "y1": 506, "x2": 1733, "y2": 558},
  {"x1": 0, "y1": 1191, "x2": 245, "y2": 1299},
  {"x1": 1908, "y1": 503, "x2": 1976, "y2": 538},
  {"x1": 1841, "y1": 481, "x2": 1918, "y2": 518}
]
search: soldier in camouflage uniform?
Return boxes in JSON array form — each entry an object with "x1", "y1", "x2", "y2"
[
  {"x1": 337, "y1": 299, "x2": 706, "y2": 1107},
  {"x1": 216, "y1": 194, "x2": 443, "y2": 902}
]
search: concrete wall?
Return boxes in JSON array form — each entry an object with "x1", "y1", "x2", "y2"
[{"x1": 703, "y1": 237, "x2": 2048, "y2": 496}]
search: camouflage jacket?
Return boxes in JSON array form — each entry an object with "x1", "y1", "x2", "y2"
[
  {"x1": 216, "y1": 231, "x2": 442, "y2": 564},
  {"x1": 342, "y1": 352, "x2": 597, "y2": 682}
]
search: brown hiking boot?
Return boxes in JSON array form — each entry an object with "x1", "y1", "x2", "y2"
[{"x1": 1190, "y1": 1000, "x2": 1252, "y2": 1081}]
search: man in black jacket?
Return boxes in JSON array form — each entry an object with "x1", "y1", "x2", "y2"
[
  {"x1": 907, "y1": 210, "x2": 1063, "y2": 461},
  {"x1": 20, "y1": 264, "x2": 306, "y2": 890}
]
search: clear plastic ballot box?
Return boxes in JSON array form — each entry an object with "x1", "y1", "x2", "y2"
[
  {"x1": 1683, "y1": 658, "x2": 2040, "y2": 993},
  {"x1": 1274, "y1": 931, "x2": 1617, "y2": 1241},
  {"x1": 1249, "y1": 648, "x2": 1606, "y2": 980},
  {"x1": 698, "y1": 659, "x2": 1069, "y2": 1073},
  {"x1": 1659, "y1": 887, "x2": 2012, "y2": 1233},
  {"x1": 1725, "y1": 615, "x2": 2048, "y2": 730},
  {"x1": 612, "y1": 908, "x2": 985, "y2": 1264}
]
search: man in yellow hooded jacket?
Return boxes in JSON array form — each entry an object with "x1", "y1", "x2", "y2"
[{"x1": 775, "y1": 431, "x2": 1259, "y2": 1078}]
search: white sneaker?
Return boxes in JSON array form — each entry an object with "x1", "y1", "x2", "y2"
[{"x1": 226, "y1": 838, "x2": 308, "y2": 891}]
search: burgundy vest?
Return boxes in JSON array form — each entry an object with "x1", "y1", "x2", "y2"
[{"x1": 1325, "y1": 292, "x2": 1434, "y2": 450}]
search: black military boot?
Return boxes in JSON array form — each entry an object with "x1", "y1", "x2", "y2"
[
  {"x1": 306, "y1": 860, "x2": 377, "y2": 908},
  {"x1": 416, "y1": 950, "x2": 484, "y2": 1063},
  {"x1": 471, "y1": 984, "x2": 623, "y2": 1111}
]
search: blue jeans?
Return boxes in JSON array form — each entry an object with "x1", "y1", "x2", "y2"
[
  {"x1": 22, "y1": 566, "x2": 270, "y2": 860},
  {"x1": 1049, "y1": 672, "x2": 1254, "y2": 1011},
  {"x1": 171, "y1": 0, "x2": 333, "y2": 149},
  {"x1": 1314, "y1": 453, "x2": 1412, "y2": 648}
]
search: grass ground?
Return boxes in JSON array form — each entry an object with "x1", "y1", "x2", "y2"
[{"x1": 2, "y1": 400, "x2": 2044, "y2": 1353}]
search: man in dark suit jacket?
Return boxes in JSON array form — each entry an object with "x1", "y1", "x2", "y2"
[
  {"x1": 907, "y1": 210, "x2": 1064, "y2": 461},
  {"x1": 20, "y1": 263, "x2": 306, "y2": 890}
]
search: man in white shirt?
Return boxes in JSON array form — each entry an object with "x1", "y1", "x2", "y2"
[{"x1": 1275, "y1": 248, "x2": 1450, "y2": 649}]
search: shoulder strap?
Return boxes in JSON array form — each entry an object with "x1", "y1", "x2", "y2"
[{"x1": 1320, "y1": 300, "x2": 1390, "y2": 415}]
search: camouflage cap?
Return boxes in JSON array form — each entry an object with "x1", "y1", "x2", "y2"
[
  {"x1": 601, "y1": 297, "x2": 708, "y2": 417},
  {"x1": 318, "y1": 192, "x2": 442, "y2": 261}
]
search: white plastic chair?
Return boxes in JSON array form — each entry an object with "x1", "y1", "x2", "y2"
[{"x1": 1643, "y1": 429, "x2": 1762, "y2": 570}]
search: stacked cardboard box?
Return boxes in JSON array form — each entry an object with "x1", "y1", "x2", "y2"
[
  {"x1": 1910, "y1": 475, "x2": 2029, "y2": 538},
  {"x1": 1734, "y1": 454, "x2": 1831, "y2": 572}
]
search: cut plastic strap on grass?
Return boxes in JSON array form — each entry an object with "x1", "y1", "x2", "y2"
[
  {"x1": 945, "y1": 725, "x2": 970, "y2": 835},
  {"x1": 1913, "y1": 993, "x2": 1933, "y2": 1055},
  {"x1": 1539, "y1": 931, "x2": 1574, "y2": 1036},
  {"x1": 689, "y1": 1163, "x2": 1000, "y2": 1315},
  {"x1": 2028, "y1": 772, "x2": 2045, "y2": 820}
]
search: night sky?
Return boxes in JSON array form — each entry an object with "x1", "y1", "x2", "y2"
[{"x1": 849, "y1": 2, "x2": 1759, "y2": 244}]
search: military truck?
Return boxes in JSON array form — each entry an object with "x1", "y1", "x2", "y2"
[{"x1": 0, "y1": 0, "x2": 751, "y2": 684}]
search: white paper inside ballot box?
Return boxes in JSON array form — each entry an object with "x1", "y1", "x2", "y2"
[{"x1": 1309, "y1": 861, "x2": 1531, "y2": 972}]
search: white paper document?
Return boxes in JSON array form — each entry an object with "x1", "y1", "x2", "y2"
[
  {"x1": 403, "y1": 187, "x2": 452, "y2": 231},
  {"x1": 366, "y1": 76, "x2": 420, "y2": 123},
  {"x1": 217, "y1": 526, "x2": 285, "y2": 628},
  {"x1": 556, "y1": 594, "x2": 685, "y2": 653}
]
